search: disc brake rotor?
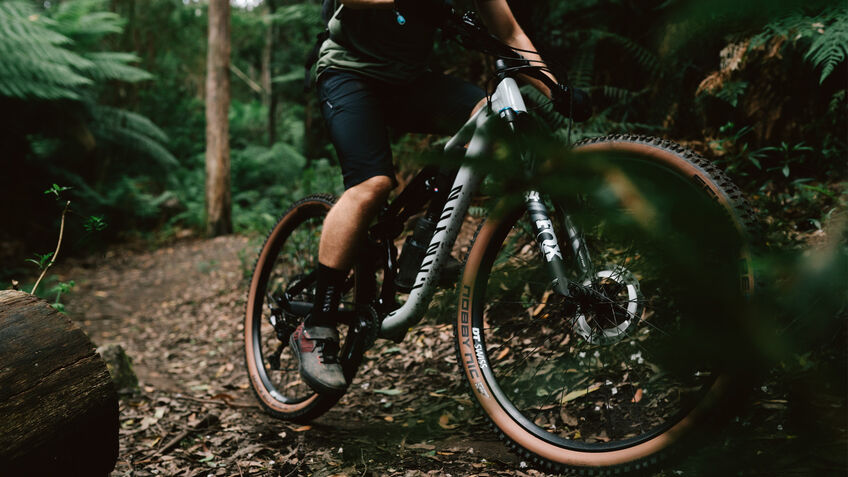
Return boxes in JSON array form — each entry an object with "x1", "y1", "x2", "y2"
[{"x1": 572, "y1": 265, "x2": 644, "y2": 344}]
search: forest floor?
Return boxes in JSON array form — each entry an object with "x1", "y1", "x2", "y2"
[{"x1": 55, "y1": 231, "x2": 846, "y2": 477}]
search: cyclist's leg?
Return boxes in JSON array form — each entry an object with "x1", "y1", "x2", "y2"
[
  {"x1": 314, "y1": 68, "x2": 398, "y2": 292},
  {"x1": 318, "y1": 176, "x2": 393, "y2": 273},
  {"x1": 314, "y1": 70, "x2": 397, "y2": 297},
  {"x1": 292, "y1": 71, "x2": 397, "y2": 393}
]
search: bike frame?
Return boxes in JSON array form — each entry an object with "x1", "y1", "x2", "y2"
[{"x1": 377, "y1": 75, "x2": 580, "y2": 342}]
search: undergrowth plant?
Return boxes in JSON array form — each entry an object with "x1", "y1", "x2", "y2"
[
  {"x1": 0, "y1": 1, "x2": 171, "y2": 163},
  {"x1": 0, "y1": 0, "x2": 175, "y2": 252},
  {"x1": 751, "y1": 7, "x2": 848, "y2": 84},
  {"x1": 22, "y1": 185, "x2": 106, "y2": 312}
]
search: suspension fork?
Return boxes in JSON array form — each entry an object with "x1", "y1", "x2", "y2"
[
  {"x1": 524, "y1": 191, "x2": 593, "y2": 296},
  {"x1": 559, "y1": 208, "x2": 594, "y2": 280}
]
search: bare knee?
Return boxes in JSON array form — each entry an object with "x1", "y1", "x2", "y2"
[
  {"x1": 343, "y1": 175, "x2": 394, "y2": 209},
  {"x1": 471, "y1": 97, "x2": 487, "y2": 116}
]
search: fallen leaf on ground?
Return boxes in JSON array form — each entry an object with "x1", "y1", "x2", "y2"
[
  {"x1": 438, "y1": 413, "x2": 459, "y2": 429},
  {"x1": 531, "y1": 290, "x2": 554, "y2": 317},
  {"x1": 561, "y1": 383, "x2": 602, "y2": 404},
  {"x1": 406, "y1": 443, "x2": 435, "y2": 450},
  {"x1": 374, "y1": 388, "x2": 403, "y2": 396}
]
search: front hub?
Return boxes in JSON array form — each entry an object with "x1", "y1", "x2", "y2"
[{"x1": 571, "y1": 266, "x2": 644, "y2": 344}]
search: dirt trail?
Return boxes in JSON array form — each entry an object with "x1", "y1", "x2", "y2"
[
  {"x1": 58, "y1": 236, "x2": 539, "y2": 477},
  {"x1": 56, "y1": 235, "x2": 845, "y2": 476}
]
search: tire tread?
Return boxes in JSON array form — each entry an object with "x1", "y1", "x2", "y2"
[{"x1": 455, "y1": 135, "x2": 758, "y2": 475}]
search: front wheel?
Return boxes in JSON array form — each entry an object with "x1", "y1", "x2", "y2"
[{"x1": 456, "y1": 135, "x2": 757, "y2": 474}]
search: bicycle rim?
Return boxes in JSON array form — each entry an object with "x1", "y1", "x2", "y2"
[{"x1": 457, "y1": 136, "x2": 756, "y2": 471}]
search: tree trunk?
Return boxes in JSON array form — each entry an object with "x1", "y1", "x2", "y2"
[
  {"x1": 0, "y1": 290, "x2": 118, "y2": 476},
  {"x1": 205, "y1": 0, "x2": 233, "y2": 236}
]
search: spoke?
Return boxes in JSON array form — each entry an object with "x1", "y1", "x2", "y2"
[
  {"x1": 495, "y1": 332, "x2": 555, "y2": 380},
  {"x1": 473, "y1": 197, "x2": 733, "y2": 448},
  {"x1": 632, "y1": 313, "x2": 670, "y2": 336},
  {"x1": 522, "y1": 346, "x2": 557, "y2": 402},
  {"x1": 525, "y1": 339, "x2": 576, "y2": 424}
]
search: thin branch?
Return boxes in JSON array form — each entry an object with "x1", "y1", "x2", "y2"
[
  {"x1": 230, "y1": 64, "x2": 264, "y2": 95},
  {"x1": 31, "y1": 200, "x2": 70, "y2": 296}
]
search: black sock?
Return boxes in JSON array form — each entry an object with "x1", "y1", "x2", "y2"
[{"x1": 305, "y1": 263, "x2": 348, "y2": 328}]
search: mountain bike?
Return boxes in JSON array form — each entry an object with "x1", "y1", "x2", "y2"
[{"x1": 244, "y1": 10, "x2": 757, "y2": 475}]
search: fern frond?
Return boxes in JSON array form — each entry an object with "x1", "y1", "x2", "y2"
[
  {"x1": 0, "y1": 0, "x2": 155, "y2": 100},
  {"x1": 0, "y1": 3, "x2": 69, "y2": 45},
  {"x1": 84, "y1": 52, "x2": 153, "y2": 82},
  {"x1": 58, "y1": 11, "x2": 124, "y2": 38},
  {"x1": 753, "y1": 7, "x2": 848, "y2": 84},
  {"x1": 93, "y1": 122, "x2": 178, "y2": 167},
  {"x1": 569, "y1": 40, "x2": 596, "y2": 88},
  {"x1": 90, "y1": 105, "x2": 176, "y2": 166},
  {"x1": 0, "y1": 45, "x2": 92, "y2": 100},
  {"x1": 595, "y1": 86, "x2": 648, "y2": 102},
  {"x1": 0, "y1": 1, "x2": 95, "y2": 99},
  {"x1": 0, "y1": 38, "x2": 93, "y2": 71},
  {"x1": 521, "y1": 85, "x2": 571, "y2": 133},
  {"x1": 804, "y1": 9, "x2": 848, "y2": 84},
  {"x1": 89, "y1": 104, "x2": 176, "y2": 168},
  {"x1": 90, "y1": 105, "x2": 170, "y2": 144},
  {"x1": 591, "y1": 29, "x2": 663, "y2": 76}
]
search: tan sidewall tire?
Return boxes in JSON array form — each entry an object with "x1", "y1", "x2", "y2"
[
  {"x1": 456, "y1": 136, "x2": 755, "y2": 471},
  {"x1": 244, "y1": 196, "x2": 334, "y2": 419}
]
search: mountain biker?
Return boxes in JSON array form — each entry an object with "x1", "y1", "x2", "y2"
[{"x1": 290, "y1": 0, "x2": 580, "y2": 395}]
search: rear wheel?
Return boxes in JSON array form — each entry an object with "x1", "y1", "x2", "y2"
[
  {"x1": 456, "y1": 135, "x2": 756, "y2": 473},
  {"x1": 244, "y1": 194, "x2": 354, "y2": 422}
]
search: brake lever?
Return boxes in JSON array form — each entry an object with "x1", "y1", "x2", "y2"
[{"x1": 444, "y1": 11, "x2": 522, "y2": 60}]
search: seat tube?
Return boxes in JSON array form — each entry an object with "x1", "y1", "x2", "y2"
[{"x1": 525, "y1": 191, "x2": 572, "y2": 296}]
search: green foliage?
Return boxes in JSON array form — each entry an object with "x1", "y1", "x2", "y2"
[
  {"x1": 0, "y1": 2, "x2": 92, "y2": 100},
  {"x1": 0, "y1": 0, "x2": 842, "y2": 272},
  {"x1": 713, "y1": 80, "x2": 749, "y2": 108},
  {"x1": 84, "y1": 215, "x2": 108, "y2": 232},
  {"x1": 88, "y1": 105, "x2": 177, "y2": 167},
  {"x1": 0, "y1": 0, "x2": 152, "y2": 100},
  {"x1": 44, "y1": 184, "x2": 72, "y2": 199},
  {"x1": 752, "y1": 7, "x2": 848, "y2": 84},
  {"x1": 0, "y1": 0, "x2": 178, "y2": 256},
  {"x1": 26, "y1": 252, "x2": 54, "y2": 270},
  {"x1": 49, "y1": 279, "x2": 75, "y2": 313},
  {"x1": 168, "y1": 139, "x2": 342, "y2": 235}
]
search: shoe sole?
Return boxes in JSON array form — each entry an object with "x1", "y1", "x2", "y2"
[{"x1": 288, "y1": 332, "x2": 347, "y2": 396}]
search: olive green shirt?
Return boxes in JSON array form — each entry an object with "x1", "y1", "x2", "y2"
[{"x1": 315, "y1": 5, "x2": 437, "y2": 83}]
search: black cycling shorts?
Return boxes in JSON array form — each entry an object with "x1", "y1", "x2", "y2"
[{"x1": 318, "y1": 69, "x2": 486, "y2": 190}]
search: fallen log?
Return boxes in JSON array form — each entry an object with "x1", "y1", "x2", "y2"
[{"x1": 0, "y1": 290, "x2": 118, "y2": 476}]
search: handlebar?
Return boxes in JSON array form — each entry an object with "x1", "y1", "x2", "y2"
[
  {"x1": 441, "y1": 11, "x2": 524, "y2": 62},
  {"x1": 440, "y1": 10, "x2": 592, "y2": 122}
]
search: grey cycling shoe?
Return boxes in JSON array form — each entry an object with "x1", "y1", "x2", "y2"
[{"x1": 289, "y1": 323, "x2": 347, "y2": 395}]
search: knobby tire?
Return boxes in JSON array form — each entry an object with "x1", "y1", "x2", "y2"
[{"x1": 455, "y1": 135, "x2": 757, "y2": 474}]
